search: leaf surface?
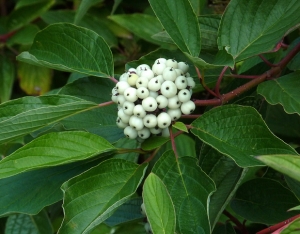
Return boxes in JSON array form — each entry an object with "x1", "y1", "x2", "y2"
[{"x1": 0, "y1": 56, "x2": 14, "y2": 103}]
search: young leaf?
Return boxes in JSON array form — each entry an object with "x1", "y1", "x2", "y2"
[
  {"x1": 5, "y1": 210, "x2": 53, "y2": 234},
  {"x1": 152, "y1": 150, "x2": 215, "y2": 234},
  {"x1": 108, "y1": 14, "x2": 162, "y2": 45},
  {"x1": 191, "y1": 105, "x2": 297, "y2": 167},
  {"x1": 59, "y1": 159, "x2": 148, "y2": 234},
  {"x1": 257, "y1": 155, "x2": 300, "y2": 183},
  {"x1": 143, "y1": 173, "x2": 176, "y2": 234},
  {"x1": 0, "y1": 131, "x2": 116, "y2": 179},
  {"x1": 17, "y1": 23, "x2": 114, "y2": 78},
  {"x1": 74, "y1": 0, "x2": 104, "y2": 25},
  {"x1": 149, "y1": 0, "x2": 201, "y2": 56},
  {"x1": 0, "y1": 56, "x2": 14, "y2": 103},
  {"x1": 257, "y1": 71, "x2": 300, "y2": 115},
  {"x1": 172, "y1": 122, "x2": 188, "y2": 133},
  {"x1": 0, "y1": 95, "x2": 98, "y2": 145},
  {"x1": 231, "y1": 178, "x2": 299, "y2": 224},
  {"x1": 218, "y1": 0, "x2": 300, "y2": 62}
]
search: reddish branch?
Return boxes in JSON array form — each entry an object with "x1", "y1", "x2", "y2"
[
  {"x1": 0, "y1": 31, "x2": 16, "y2": 43},
  {"x1": 194, "y1": 42, "x2": 300, "y2": 107},
  {"x1": 223, "y1": 210, "x2": 249, "y2": 234},
  {"x1": 195, "y1": 66, "x2": 217, "y2": 97}
]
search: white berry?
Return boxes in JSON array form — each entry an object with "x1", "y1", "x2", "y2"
[
  {"x1": 167, "y1": 108, "x2": 182, "y2": 121},
  {"x1": 181, "y1": 100, "x2": 196, "y2": 115},
  {"x1": 148, "y1": 78, "x2": 161, "y2": 92},
  {"x1": 129, "y1": 115, "x2": 144, "y2": 131},
  {"x1": 133, "y1": 104, "x2": 147, "y2": 118},
  {"x1": 123, "y1": 101, "x2": 135, "y2": 115},
  {"x1": 124, "y1": 87, "x2": 138, "y2": 102},
  {"x1": 178, "y1": 89, "x2": 191, "y2": 102},
  {"x1": 136, "y1": 87, "x2": 149, "y2": 99},
  {"x1": 161, "y1": 81, "x2": 177, "y2": 98},
  {"x1": 143, "y1": 114, "x2": 157, "y2": 128},
  {"x1": 127, "y1": 73, "x2": 139, "y2": 86},
  {"x1": 138, "y1": 128, "x2": 151, "y2": 139},
  {"x1": 175, "y1": 76, "x2": 188, "y2": 90},
  {"x1": 156, "y1": 95, "x2": 168, "y2": 109},
  {"x1": 178, "y1": 61, "x2": 189, "y2": 73},
  {"x1": 168, "y1": 95, "x2": 181, "y2": 109},
  {"x1": 124, "y1": 126, "x2": 138, "y2": 139},
  {"x1": 165, "y1": 59, "x2": 178, "y2": 68},
  {"x1": 142, "y1": 97, "x2": 157, "y2": 112},
  {"x1": 162, "y1": 67, "x2": 177, "y2": 81},
  {"x1": 116, "y1": 81, "x2": 130, "y2": 94},
  {"x1": 157, "y1": 112, "x2": 172, "y2": 128}
]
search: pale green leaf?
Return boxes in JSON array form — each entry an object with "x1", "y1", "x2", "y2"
[
  {"x1": 281, "y1": 217, "x2": 300, "y2": 234},
  {"x1": 172, "y1": 122, "x2": 188, "y2": 133},
  {"x1": 59, "y1": 159, "x2": 147, "y2": 234},
  {"x1": 143, "y1": 173, "x2": 176, "y2": 234},
  {"x1": 0, "y1": 131, "x2": 115, "y2": 179}
]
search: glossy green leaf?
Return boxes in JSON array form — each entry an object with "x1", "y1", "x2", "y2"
[
  {"x1": 257, "y1": 155, "x2": 300, "y2": 183},
  {"x1": 199, "y1": 144, "x2": 246, "y2": 228},
  {"x1": 231, "y1": 178, "x2": 299, "y2": 224},
  {"x1": 0, "y1": 56, "x2": 14, "y2": 103},
  {"x1": 5, "y1": 210, "x2": 53, "y2": 234},
  {"x1": 0, "y1": 159, "x2": 104, "y2": 217},
  {"x1": 0, "y1": 95, "x2": 98, "y2": 145},
  {"x1": 104, "y1": 197, "x2": 144, "y2": 227},
  {"x1": 191, "y1": 105, "x2": 297, "y2": 167},
  {"x1": 257, "y1": 72, "x2": 300, "y2": 115},
  {"x1": 17, "y1": 23, "x2": 113, "y2": 78},
  {"x1": 152, "y1": 150, "x2": 215, "y2": 234},
  {"x1": 143, "y1": 173, "x2": 175, "y2": 234},
  {"x1": 172, "y1": 122, "x2": 188, "y2": 133},
  {"x1": 285, "y1": 176, "x2": 300, "y2": 200},
  {"x1": 141, "y1": 136, "x2": 169, "y2": 151},
  {"x1": 218, "y1": 0, "x2": 300, "y2": 62},
  {"x1": 59, "y1": 159, "x2": 147, "y2": 234},
  {"x1": 212, "y1": 223, "x2": 236, "y2": 234},
  {"x1": 287, "y1": 38, "x2": 300, "y2": 71},
  {"x1": 7, "y1": 0, "x2": 54, "y2": 31},
  {"x1": 0, "y1": 131, "x2": 116, "y2": 179},
  {"x1": 18, "y1": 62, "x2": 52, "y2": 95},
  {"x1": 281, "y1": 217, "x2": 300, "y2": 234},
  {"x1": 74, "y1": 0, "x2": 104, "y2": 24},
  {"x1": 151, "y1": 31, "x2": 174, "y2": 44},
  {"x1": 149, "y1": 0, "x2": 201, "y2": 56},
  {"x1": 289, "y1": 206, "x2": 300, "y2": 211},
  {"x1": 7, "y1": 24, "x2": 40, "y2": 46},
  {"x1": 109, "y1": 14, "x2": 162, "y2": 45}
]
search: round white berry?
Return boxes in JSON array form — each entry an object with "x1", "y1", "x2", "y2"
[
  {"x1": 178, "y1": 61, "x2": 189, "y2": 73},
  {"x1": 129, "y1": 115, "x2": 144, "y2": 131},
  {"x1": 152, "y1": 60, "x2": 166, "y2": 75},
  {"x1": 111, "y1": 94, "x2": 118, "y2": 103},
  {"x1": 148, "y1": 78, "x2": 161, "y2": 92},
  {"x1": 156, "y1": 95, "x2": 168, "y2": 109},
  {"x1": 116, "y1": 81, "x2": 130, "y2": 94},
  {"x1": 157, "y1": 112, "x2": 172, "y2": 128},
  {"x1": 162, "y1": 67, "x2": 177, "y2": 81},
  {"x1": 119, "y1": 73, "x2": 129, "y2": 82},
  {"x1": 142, "y1": 96, "x2": 157, "y2": 112},
  {"x1": 155, "y1": 74, "x2": 164, "y2": 84},
  {"x1": 187, "y1": 77, "x2": 196, "y2": 88},
  {"x1": 161, "y1": 81, "x2": 177, "y2": 98},
  {"x1": 133, "y1": 104, "x2": 147, "y2": 118},
  {"x1": 128, "y1": 68, "x2": 137, "y2": 74},
  {"x1": 137, "y1": 87, "x2": 149, "y2": 99},
  {"x1": 136, "y1": 77, "x2": 148, "y2": 88},
  {"x1": 124, "y1": 126, "x2": 138, "y2": 139},
  {"x1": 124, "y1": 87, "x2": 138, "y2": 102},
  {"x1": 141, "y1": 68, "x2": 154, "y2": 80},
  {"x1": 138, "y1": 128, "x2": 151, "y2": 140},
  {"x1": 167, "y1": 108, "x2": 182, "y2": 121},
  {"x1": 150, "y1": 126, "x2": 162, "y2": 135},
  {"x1": 118, "y1": 109, "x2": 130, "y2": 123},
  {"x1": 116, "y1": 117, "x2": 128, "y2": 129},
  {"x1": 143, "y1": 114, "x2": 157, "y2": 128},
  {"x1": 123, "y1": 101, "x2": 135, "y2": 115},
  {"x1": 168, "y1": 95, "x2": 181, "y2": 109},
  {"x1": 154, "y1": 58, "x2": 167, "y2": 64},
  {"x1": 136, "y1": 64, "x2": 151, "y2": 76},
  {"x1": 178, "y1": 89, "x2": 191, "y2": 102},
  {"x1": 181, "y1": 100, "x2": 196, "y2": 115},
  {"x1": 117, "y1": 95, "x2": 126, "y2": 106},
  {"x1": 174, "y1": 68, "x2": 184, "y2": 77},
  {"x1": 149, "y1": 90, "x2": 159, "y2": 98},
  {"x1": 165, "y1": 59, "x2": 178, "y2": 68},
  {"x1": 175, "y1": 76, "x2": 188, "y2": 90},
  {"x1": 127, "y1": 73, "x2": 139, "y2": 86}
]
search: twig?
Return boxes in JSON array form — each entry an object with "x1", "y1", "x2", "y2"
[
  {"x1": 259, "y1": 55, "x2": 277, "y2": 67},
  {"x1": 229, "y1": 74, "x2": 259, "y2": 79},
  {"x1": 98, "y1": 100, "x2": 114, "y2": 107},
  {"x1": 215, "y1": 66, "x2": 229, "y2": 97},
  {"x1": 180, "y1": 114, "x2": 201, "y2": 119},
  {"x1": 195, "y1": 66, "x2": 217, "y2": 97},
  {"x1": 143, "y1": 147, "x2": 160, "y2": 163},
  {"x1": 223, "y1": 210, "x2": 249, "y2": 234},
  {"x1": 109, "y1": 76, "x2": 118, "y2": 83}
]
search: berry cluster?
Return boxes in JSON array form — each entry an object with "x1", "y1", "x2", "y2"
[{"x1": 112, "y1": 58, "x2": 196, "y2": 140}]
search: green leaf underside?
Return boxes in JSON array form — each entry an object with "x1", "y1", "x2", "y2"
[
  {"x1": 231, "y1": 178, "x2": 299, "y2": 224},
  {"x1": 257, "y1": 71, "x2": 300, "y2": 115},
  {"x1": 0, "y1": 131, "x2": 115, "y2": 179},
  {"x1": 0, "y1": 95, "x2": 98, "y2": 145},
  {"x1": 149, "y1": 0, "x2": 201, "y2": 57},
  {"x1": 59, "y1": 159, "x2": 147, "y2": 234},
  {"x1": 0, "y1": 159, "x2": 103, "y2": 217},
  {"x1": 257, "y1": 155, "x2": 300, "y2": 183},
  {"x1": 143, "y1": 173, "x2": 176, "y2": 234},
  {"x1": 17, "y1": 23, "x2": 113, "y2": 77},
  {"x1": 191, "y1": 105, "x2": 297, "y2": 167},
  {"x1": 152, "y1": 151, "x2": 215, "y2": 234},
  {"x1": 108, "y1": 14, "x2": 162, "y2": 45},
  {"x1": 218, "y1": 0, "x2": 300, "y2": 62}
]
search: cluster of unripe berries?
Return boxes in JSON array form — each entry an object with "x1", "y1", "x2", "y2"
[{"x1": 112, "y1": 58, "x2": 196, "y2": 140}]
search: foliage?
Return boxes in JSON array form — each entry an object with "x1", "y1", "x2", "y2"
[{"x1": 0, "y1": 0, "x2": 300, "y2": 233}]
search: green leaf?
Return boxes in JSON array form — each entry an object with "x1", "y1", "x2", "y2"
[
  {"x1": 287, "y1": 38, "x2": 300, "y2": 71},
  {"x1": 257, "y1": 155, "x2": 300, "y2": 183},
  {"x1": 212, "y1": 223, "x2": 236, "y2": 234},
  {"x1": 191, "y1": 105, "x2": 297, "y2": 167},
  {"x1": 0, "y1": 131, "x2": 116, "y2": 179},
  {"x1": 104, "y1": 197, "x2": 144, "y2": 227},
  {"x1": 7, "y1": 24, "x2": 40, "y2": 46},
  {"x1": 5, "y1": 210, "x2": 53, "y2": 234},
  {"x1": 59, "y1": 159, "x2": 147, "y2": 234},
  {"x1": 0, "y1": 56, "x2": 14, "y2": 103},
  {"x1": 17, "y1": 23, "x2": 114, "y2": 78},
  {"x1": 0, "y1": 159, "x2": 104, "y2": 216},
  {"x1": 199, "y1": 144, "x2": 246, "y2": 229},
  {"x1": 7, "y1": 0, "x2": 54, "y2": 31},
  {"x1": 74, "y1": 0, "x2": 104, "y2": 25},
  {"x1": 152, "y1": 150, "x2": 215, "y2": 234},
  {"x1": 0, "y1": 95, "x2": 98, "y2": 145},
  {"x1": 231, "y1": 178, "x2": 299, "y2": 224},
  {"x1": 289, "y1": 206, "x2": 300, "y2": 211},
  {"x1": 18, "y1": 62, "x2": 52, "y2": 95},
  {"x1": 141, "y1": 136, "x2": 170, "y2": 151},
  {"x1": 285, "y1": 176, "x2": 300, "y2": 200},
  {"x1": 143, "y1": 173, "x2": 176, "y2": 234},
  {"x1": 108, "y1": 14, "x2": 162, "y2": 45},
  {"x1": 218, "y1": 0, "x2": 300, "y2": 62},
  {"x1": 172, "y1": 122, "x2": 188, "y2": 133},
  {"x1": 149, "y1": 0, "x2": 201, "y2": 56},
  {"x1": 281, "y1": 217, "x2": 300, "y2": 234},
  {"x1": 257, "y1": 72, "x2": 300, "y2": 115}
]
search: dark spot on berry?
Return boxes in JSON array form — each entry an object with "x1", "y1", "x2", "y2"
[
  {"x1": 141, "y1": 134, "x2": 144, "y2": 137},
  {"x1": 173, "y1": 117, "x2": 177, "y2": 120},
  {"x1": 147, "y1": 120, "x2": 150, "y2": 123},
  {"x1": 172, "y1": 59, "x2": 175, "y2": 62},
  {"x1": 155, "y1": 80, "x2": 158, "y2": 83},
  {"x1": 157, "y1": 102, "x2": 160, "y2": 105},
  {"x1": 155, "y1": 126, "x2": 159, "y2": 130},
  {"x1": 184, "y1": 92, "x2": 187, "y2": 95},
  {"x1": 150, "y1": 105, "x2": 152, "y2": 107},
  {"x1": 176, "y1": 101, "x2": 180, "y2": 104},
  {"x1": 125, "y1": 107, "x2": 128, "y2": 109},
  {"x1": 163, "y1": 123, "x2": 166, "y2": 125},
  {"x1": 190, "y1": 109, "x2": 194, "y2": 113},
  {"x1": 166, "y1": 87, "x2": 169, "y2": 90},
  {"x1": 139, "y1": 82, "x2": 142, "y2": 84},
  {"x1": 142, "y1": 91, "x2": 144, "y2": 93},
  {"x1": 182, "y1": 80, "x2": 185, "y2": 83},
  {"x1": 126, "y1": 135, "x2": 129, "y2": 137},
  {"x1": 137, "y1": 113, "x2": 140, "y2": 116},
  {"x1": 127, "y1": 94, "x2": 129, "y2": 96}
]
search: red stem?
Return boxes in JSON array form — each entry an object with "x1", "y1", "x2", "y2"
[
  {"x1": 223, "y1": 210, "x2": 249, "y2": 234},
  {"x1": 195, "y1": 66, "x2": 217, "y2": 97},
  {"x1": 259, "y1": 55, "x2": 277, "y2": 67},
  {"x1": 109, "y1": 76, "x2": 118, "y2": 83},
  {"x1": 0, "y1": 31, "x2": 17, "y2": 43},
  {"x1": 215, "y1": 66, "x2": 229, "y2": 97},
  {"x1": 180, "y1": 114, "x2": 201, "y2": 119},
  {"x1": 98, "y1": 100, "x2": 114, "y2": 107},
  {"x1": 229, "y1": 74, "x2": 259, "y2": 79}
]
